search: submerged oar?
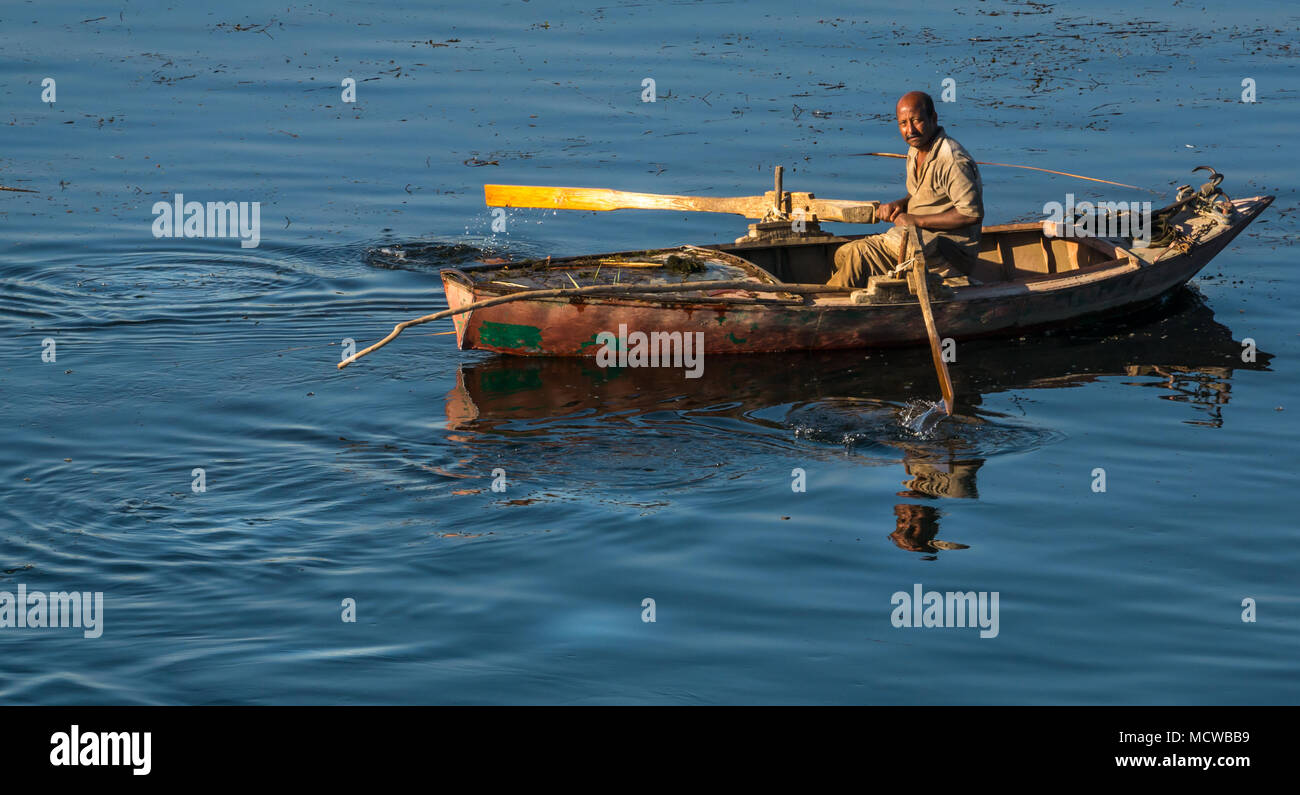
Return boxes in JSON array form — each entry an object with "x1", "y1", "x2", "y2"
[
  {"x1": 902, "y1": 226, "x2": 956, "y2": 416},
  {"x1": 849, "y1": 151, "x2": 1155, "y2": 192}
]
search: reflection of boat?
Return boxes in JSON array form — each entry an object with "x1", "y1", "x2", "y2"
[
  {"x1": 897, "y1": 450, "x2": 982, "y2": 500},
  {"x1": 443, "y1": 290, "x2": 1271, "y2": 432},
  {"x1": 441, "y1": 290, "x2": 1270, "y2": 556},
  {"x1": 440, "y1": 180, "x2": 1272, "y2": 355}
]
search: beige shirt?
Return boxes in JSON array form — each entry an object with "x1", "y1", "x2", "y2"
[{"x1": 905, "y1": 127, "x2": 983, "y2": 262}]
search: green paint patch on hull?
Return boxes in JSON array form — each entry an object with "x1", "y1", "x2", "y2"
[
  {"x1": 579, "y1": 332, "x2": 617, "y2": 352},
  {"x1": 478, "y1": 321, "x2": 543, "y2": 351}
]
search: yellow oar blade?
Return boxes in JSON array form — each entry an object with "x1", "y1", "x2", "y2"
[
  {"x1": 484, "y1": 184, "x2": 878, "y2": 223},
  {"x1": 485, "y1": 185, "x2": 761, "y2": 216}
]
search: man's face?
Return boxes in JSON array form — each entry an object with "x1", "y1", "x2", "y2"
[{"x1": 896, "y1": 102, "x2": 938, "y2": 149}]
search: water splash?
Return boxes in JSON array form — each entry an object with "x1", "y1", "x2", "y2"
[
  {"x1": 899, "y1": 399, "x2": 950, "y2": 438},
  {"x1": 787, "y1": 397, "x2": 1065, "y2": 459}
]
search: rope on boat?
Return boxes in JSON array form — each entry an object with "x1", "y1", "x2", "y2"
[{"x1": 889, "y1": 256, "x2": 917, "y2": 277}]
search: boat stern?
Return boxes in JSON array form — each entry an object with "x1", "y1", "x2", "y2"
[{"x1": 439, "y1": 269, "x2": 477, "y2": 350}]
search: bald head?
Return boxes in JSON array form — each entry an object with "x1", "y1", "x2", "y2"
[
  {"x1": 896, "y1": 91, "x2": 939, "y2": 151},
  {"x1": 897, "y1": 91, "x2": 936, "y2": 117}
]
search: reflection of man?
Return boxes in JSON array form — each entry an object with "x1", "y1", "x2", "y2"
[
  {"x1": 897, "y1": 453, "x2": 983, "y2": 500},
  {"x1": 828, "y1": 91, "x2": 984, "y2": 288},
  {"x1": 890, "y1": 504, "x2": 968, "y2": 553}
]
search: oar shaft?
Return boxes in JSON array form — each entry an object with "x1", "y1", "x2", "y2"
[
  {"x1": 904, "y1": 227, "x2": 956, "y2": 415},
  {"x1": 485, "y1": 184, "x2": 880, "y2": 223}
]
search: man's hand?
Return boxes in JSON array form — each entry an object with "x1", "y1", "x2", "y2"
[
  {"x1": 877, "y1": 199, "x2": 907, "y2": 223},
  {"x1": 892, "y1": 212, "x2": 919, "y2": 228}
]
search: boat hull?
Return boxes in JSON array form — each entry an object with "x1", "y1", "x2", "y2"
[{"x1": 440, "y1": 196, "x2": 1272, "y2": 356}]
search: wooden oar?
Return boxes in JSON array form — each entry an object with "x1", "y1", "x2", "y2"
[
  {"x1": 485, "y1": 184, "x2": 880, "y2": 223},
  {"x1": 902, "y1": 226, "x2": 955, "y2": 415},
  {"x1": 849, "y1": 151, "x2": 1156, "y2": 192}
]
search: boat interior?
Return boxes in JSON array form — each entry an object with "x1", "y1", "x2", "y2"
[
  {"x1": 448, "y1": 225, "x2": 1142, "y2": 299},
  {"x1": 448, "y1": 196, "x2": 1263, "y2": 298},
  {"x1": 713, "y1": 223, "x2": 1134, "y2": 286}
]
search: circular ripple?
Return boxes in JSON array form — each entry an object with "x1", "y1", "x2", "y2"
[{"x1": 787, "y1": 397, "x2": 1066, "y2": 459}]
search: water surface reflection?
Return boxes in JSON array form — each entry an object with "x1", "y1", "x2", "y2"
[{"x1": 442, "y1": 290, "x2": 1271, "y2": 552}]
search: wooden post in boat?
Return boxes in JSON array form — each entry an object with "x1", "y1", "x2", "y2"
[
  {"x1": 772, "y1": 166, "x2": 784, "y2": 217},
  {"x1": 904, "y1": 226, "x2": 956, "y2": 415}
]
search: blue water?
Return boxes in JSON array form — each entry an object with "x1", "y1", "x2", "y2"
[{"x1": 1, "y1": 0, "x2": 1297, "y2": 704}]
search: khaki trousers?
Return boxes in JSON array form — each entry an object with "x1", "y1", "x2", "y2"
[{"x1": 827, "y1": 226, "x2": 968, "y2": 289}]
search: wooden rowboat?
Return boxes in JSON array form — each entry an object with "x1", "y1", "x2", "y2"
[{"x1": 439, "y1": 186, "x2": 1272, "y2": 357}]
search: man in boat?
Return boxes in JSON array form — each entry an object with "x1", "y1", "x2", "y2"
[{"x1": 827, "y1": 91, "x2": 984, "y2": 288}]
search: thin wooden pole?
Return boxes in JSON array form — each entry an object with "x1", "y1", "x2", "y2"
[
  {"x1": 849, "y1": 151, "x2": 1154, "y2": 192},
  {"x1": 904, "y1": 227, "x2": 956, "y2": 415}
]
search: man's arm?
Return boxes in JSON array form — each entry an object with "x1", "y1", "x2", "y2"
[
  {"x1": 895, "y1": 155, "x2": 984, "y2": 230},
  {"x1": 893, "y1": 206, "x2": 982, "y2": 231}
]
